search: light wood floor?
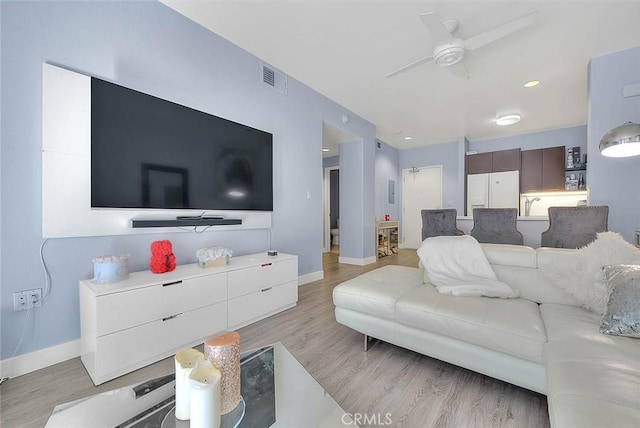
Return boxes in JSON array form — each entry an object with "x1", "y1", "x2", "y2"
[{"x1": 0, "y1": 250, "x2": 550, "y2": 428}]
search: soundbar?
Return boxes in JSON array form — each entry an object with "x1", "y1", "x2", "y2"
[{"x1": 131, "y1": 218, "x2": 242, "y2": 228}]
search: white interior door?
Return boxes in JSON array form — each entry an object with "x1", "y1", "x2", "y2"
[{"x1": 402, "y1": 166, "x2": 443, "y2": 249}]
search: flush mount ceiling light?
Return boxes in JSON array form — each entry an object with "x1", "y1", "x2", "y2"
[
  {"x1": 322, "y1": 147, "x2": 330, "y2": 152},
  {"x1": 524, "y1": 80, "x2": 540, "y2": 88},
  {"x1": 599, "y1": 121, "x2": 640, "y2": 158},
  {"x1": 404, "y1": 136, "x2": 413, "y2": 140},
  {"x1": 496, "y1": 114, "x2": 521, "y2": 126}
]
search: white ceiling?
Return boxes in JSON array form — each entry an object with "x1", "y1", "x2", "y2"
[{"x1": 162, "y1": 0, "x2": 640, "y2": 152}]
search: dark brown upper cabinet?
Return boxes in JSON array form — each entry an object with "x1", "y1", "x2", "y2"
[
  {"x1": 467, "y1": 149, "x2": 520, "y2": 174},
  {"x1": 466, "y1": 152, "x2": 493, "y2": 174},
  {"x1": 492, "y1": 149, "x2": 521, "y2": 172},
  {"x1": 521, "y1": 146, "x2": 565, "y2": 192}
]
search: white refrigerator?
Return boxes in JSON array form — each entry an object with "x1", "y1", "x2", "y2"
[{"x1": 466, "y1": 170, "x2": 520, "y2": 216}]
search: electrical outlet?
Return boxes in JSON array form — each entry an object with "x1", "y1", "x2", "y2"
[{"x1": 13, "y1": 288, "x2": 43, "y2": 311}]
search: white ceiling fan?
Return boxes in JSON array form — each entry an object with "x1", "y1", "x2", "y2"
[{"x1": 386, "y1": 11, "x2": 538, "y2": 79}]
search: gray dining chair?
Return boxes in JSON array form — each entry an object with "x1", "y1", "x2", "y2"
[
  {"x1": 470, "y1": 208, "x2": 524, "y2": 245},
  {"x1": 541, "y1": 205, "x2": 609, "y2": 248},
  {"x1": 421, "y1": 209, "x2": 464, "y2": 240}
]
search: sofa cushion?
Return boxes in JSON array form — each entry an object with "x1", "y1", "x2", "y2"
[
  {"x1": 481, "y1": 243, "x2": 537, "y2": 268},
  {"x1": 541, "y1": 304, "x2": 640, "y2": 427},
  {"x1": 395, "y1": 285, "x2": 547, "y2": 363},
  {"x1": 332, "y1": 265, "x2": 423, "y2": 321}
]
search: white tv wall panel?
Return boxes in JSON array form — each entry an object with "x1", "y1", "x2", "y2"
[{"x1": 42, "y1": 63, "x2": 271, "y2": 238}]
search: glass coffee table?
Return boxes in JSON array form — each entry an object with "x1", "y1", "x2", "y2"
[{"x1": 46, "y1": 343, "x2": 354, "y2": 428}]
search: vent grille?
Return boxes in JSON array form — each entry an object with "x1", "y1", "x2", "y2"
[
  {"x1": 261, "y1": 63, "x2": 287, "y2": 95},
  {"x1": 263, "y1": 66, "x2": 275, "y2": 87}
]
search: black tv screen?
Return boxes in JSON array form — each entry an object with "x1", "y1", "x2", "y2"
[{"x1": 91, "y1": 78, "x2": 273, "y2": 211}]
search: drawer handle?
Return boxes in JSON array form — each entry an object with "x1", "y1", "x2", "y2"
[
  {"x1": 260, "y1": 263, "x2": 273, "y2": 267},
  {"x1": 162, "y1": 280, "x2": 182, "y2": 287},
  {"x1": 162, "y1": 313, "x2": 183, "y2": 322},
  {"x1": 261, "y1": 287, "x2": 273, "y2": 292}
]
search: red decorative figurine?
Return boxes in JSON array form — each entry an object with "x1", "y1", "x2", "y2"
[{"x1": 150, "y1": 240, "x2": 176, "y2": 273}]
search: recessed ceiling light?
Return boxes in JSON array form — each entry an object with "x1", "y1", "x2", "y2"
[
  {"x1": 322, "y1": 147, "x2": 330, "y2": 152},
  {"x1": 496, "y1": 114, "x2": 521, "y2": 126},
  {"x1": 524, "y1": 80, "x2": 540, "y2": 88},
  {"x1": 404, "y1": 136, "x2": 413, "y2": 140}
]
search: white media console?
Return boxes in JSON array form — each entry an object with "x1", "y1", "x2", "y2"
[{"x1": 79, "y1": 253, "x2": 297, "y2": 385}]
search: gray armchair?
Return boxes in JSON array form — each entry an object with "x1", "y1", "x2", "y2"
[
  {"x1": 421, "y1": 209, "x2": 464, "y2": 240},
  {"x1": 541, "y1": 206, "x2": 609, "y2": 248},
  {"x1": 470, "y1": 208, "x2": 523, "y2": 245}
]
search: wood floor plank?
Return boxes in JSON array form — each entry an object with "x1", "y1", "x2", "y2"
[{"x1": 0, "y1": 250, "x2": 549, "y2": 428}]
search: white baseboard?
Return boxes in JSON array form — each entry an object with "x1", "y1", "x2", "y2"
[
  {"x1": 0, "y1": 339, "x2": 80, "y2": 380},
  {"x1": 298, "y1": 270, "x2": 323, "y2": 285},
  {"x1": 338, "y1": 256, "x2": 377, "y2": 266}
]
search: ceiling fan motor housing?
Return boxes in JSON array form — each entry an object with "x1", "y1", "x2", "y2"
[{"x1": 433, "y1": 41, "x2": 464, "y2": 67}]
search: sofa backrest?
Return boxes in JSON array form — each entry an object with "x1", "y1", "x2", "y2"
[{"x1": 481, "y1": 243, "x2": 580, "y2": 306}]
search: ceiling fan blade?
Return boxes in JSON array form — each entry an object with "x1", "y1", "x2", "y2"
[
  {"x1": 420, "y1": 12, "x2": 455, "y2": 45},
  {"x1": 463, "y1": 11, "x2": 537, "y2": 51},
  {"x1": 447, "y1": 60, "x2": 470, "y2": 79},
  {"x1": 385, "y1": 55, "x2": 434, "y2": 78}
]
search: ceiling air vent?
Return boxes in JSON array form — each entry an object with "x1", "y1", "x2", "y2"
[{"x1": 261, "y1": 62, "x2": 288, "y2": 95}]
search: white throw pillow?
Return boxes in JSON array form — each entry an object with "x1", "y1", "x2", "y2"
[{"x1": 544, "y1": 232, "x2": 640, "y2": 314}]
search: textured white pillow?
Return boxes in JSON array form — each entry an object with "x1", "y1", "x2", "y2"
[{"x1": 544, "y1": 232, "x2": 640, "y2": 314}]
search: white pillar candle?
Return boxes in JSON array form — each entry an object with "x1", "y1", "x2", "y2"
[
  {"x1": 189, "y1": 360, "x2": 222, "y2": 428},
  {"x1": 174, "y1": 348, "x2": 205, "y2": 420}
]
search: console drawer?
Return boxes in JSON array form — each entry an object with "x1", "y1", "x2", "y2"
[
  {"x1": 95, "y1": 273, "x2": 227, "y2": 336},
  {"x1": 95, "y1": 301, "x2": 227, "y2": 381},
  {"x1": 228, "y1": 258, "x2": 297, "y2": 299},
  {"x1": 227, "y1": 280, "x2": 297, "y2": 327}
]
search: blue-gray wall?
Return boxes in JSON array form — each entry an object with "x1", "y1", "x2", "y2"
[
  {"x1": 399, "y1": 140, "x2": 461, "y2": 211},
  {"x1": 323, "y1": 156, "x2": 339, "y2": 168},
  {"x1": 375, "y1": 140, "x2": 400, "y2": 221},
  {"x1": 469, "y1": 125, "x2": 587, "y2": 155},
  {"x1": 0, "y1": 1, "x2": 375, "y2": 359},
  {"x1": 587, "y1": 47, "x2": 640, "y2": 243},
  {"x1": 339, "y1": 139, "x2": 376, "y2": 260}
]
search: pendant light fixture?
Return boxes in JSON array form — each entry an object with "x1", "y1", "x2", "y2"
[{"x1": 599, "y1": 121, "x2": 640, "y2": 157}]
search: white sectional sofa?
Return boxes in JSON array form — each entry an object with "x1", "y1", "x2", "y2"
[{"x1": 333, "y1": 243, "x2": 640, "y2": 427}]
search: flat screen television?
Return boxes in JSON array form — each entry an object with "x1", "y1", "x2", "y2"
[{"x1": 91, "y1": 78, "x2": 273, "y2": 212}]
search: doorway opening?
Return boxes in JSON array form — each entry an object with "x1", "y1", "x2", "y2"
[{"x1": 323, "y1": 166, "x2": 340, "y2": 253}]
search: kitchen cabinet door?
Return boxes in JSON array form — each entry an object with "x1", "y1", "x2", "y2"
[
  {"x1": 542, "y1": 146, "x2": 566, "y2": 190},
  {"x1": 467, "y1": 152, "x2": 493, "y2": 174},
  {"x1": 521, "y1": 149, "x2": 543, "y2": 192},
  {"x1": 521, "y1": 146, "x2": 565, "y2": 192},
  {"x1": 492, "y1": 148, "x2": 521, "y2": 172}
]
